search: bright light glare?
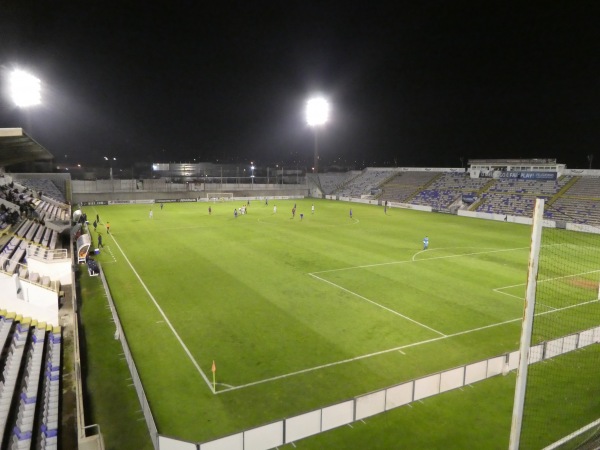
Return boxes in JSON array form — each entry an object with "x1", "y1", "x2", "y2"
[
  {"x1": 10, "y1": 70, "x2": 41, "y2": 107},
  {"x1": 306, "y1": 97, "x2": 330, "y2": 127}
]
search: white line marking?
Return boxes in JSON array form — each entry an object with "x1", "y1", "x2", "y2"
[
  {"x1": 493, "y1": 268, "x2": 600, "y2": 310},
  {"x1": 216, "y1": 297, "x2": 599, "y2": 394},
  {"x1": 108, "y1": 233, "x2": 214, "y2": 392},
  {"x1": 311, "y1": 245, "x2": 531, "y2": 275},
  {"x1": 309, "y1": 272, "x2": 446, "y2": 337},
  {"x1": 492, "y1": 288, "x2": 523, "y2": 300}
]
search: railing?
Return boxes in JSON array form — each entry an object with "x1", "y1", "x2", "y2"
[{"x1": 98, "y1": 263, "x2": 159, "y2": 449}]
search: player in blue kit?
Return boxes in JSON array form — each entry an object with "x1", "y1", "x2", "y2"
[{"x1": 423, "y1": 236, "x2": 429, "y2": 250}]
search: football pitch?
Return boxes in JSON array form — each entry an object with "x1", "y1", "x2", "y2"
[{"x1": 85, "y1": 198, "x2": 600, "y2": 444}]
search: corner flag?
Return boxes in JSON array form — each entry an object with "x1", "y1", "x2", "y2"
[{"x1": 212, "y1": 360, "x2": 216, "y2": 392}]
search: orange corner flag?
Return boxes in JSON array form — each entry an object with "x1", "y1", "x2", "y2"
[{"x1": 211, "y1": 360, "x2": 216, "y2": 392}]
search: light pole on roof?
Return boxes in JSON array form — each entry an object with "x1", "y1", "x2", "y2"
[
  {"x1": 104, "y1": 156, "x2": 116, "y2": 180},
  {"x1": 305, "y1": 96, "x2": 330, "y2": 174}
]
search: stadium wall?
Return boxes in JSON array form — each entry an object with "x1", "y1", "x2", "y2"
[
  {"x1": 0, "y1": 272, "x2": 59, "y2": 325},
  {"x1": 72, "y1": 180, "x2": 308, "y2": 204}
]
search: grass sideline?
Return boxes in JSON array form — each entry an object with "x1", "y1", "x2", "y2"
[
  {"x1": 81, "y1": 198, "x2": 600, "y2": 444},
  {"x1": 78, "y1": 267, "x2": 153, "y2": 450}
]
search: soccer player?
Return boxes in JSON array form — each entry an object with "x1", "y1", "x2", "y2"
[
  {"x1": 208, "y1": 206, "x2": 212, "y2": 215},
  {"x1": 149, "y1": 209, "x2": 153, "y2": 219},
  {"x1": 98, "y1": 234, "x2": 103, "y2": 248},
  {"x1": 311, "y1": 204, "x2": 315, "y2": 214},
  {"x1": 423, "y1": 236, "x2": 429, "y2": 250},
  {"x1": 349, "y1": 208, "x2": 353, "y2": 219},
  {"x1": 234, "y1": 209, "x2": 238, "y2": 218},
  {"x1": 106, "y1": 222, "x2": 111, "y2": 234},
  {"x1": 160, "y1": 203, "x2": 164, "y2": 210},
  {"x1": 273, "y1": 205, "x2": 277, "y2": 214},
  {"x1": 292, "y1": 207, "x2": 296, "y2": 218},
  {"x1": 300, "y1": 213, "x2": 304, "y2": 221}
]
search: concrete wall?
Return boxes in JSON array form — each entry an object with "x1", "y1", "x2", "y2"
[{"x1": 73, "y1": 186, "x2": 309, "y2": 204}]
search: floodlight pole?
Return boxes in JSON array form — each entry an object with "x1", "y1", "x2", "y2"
[
  {"x1": 313, "y1": 128, "x2": 320, "y2": 174},
  {"x1": 104, "y1": 156, "x2": 116, "y2": 181},
  {"x1": 305, "y1": 97, "x2": 329, "y2": 174}
]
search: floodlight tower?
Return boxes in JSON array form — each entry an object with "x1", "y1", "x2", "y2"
[
  {"x1": 104, "y1": 156, "x2": 117, "y2": 180},
  {"x1": 9, "y1": 69, "x2": 41, "y2": 134},
  {"x1": 9, "y1": 69, "x2": 41, "y2": 107},
  {"x1": 305, "y1": 97, "x2": 330, "y2": 174},
  {"x1": 250, "y1": 164, "x2": 255, "y2": 187}
]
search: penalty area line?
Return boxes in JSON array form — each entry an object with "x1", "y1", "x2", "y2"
[
  {"x1": 308, "y1": 272, "x2": 446, "y2": 337},
  {"x1": 312, "y1": 245, "x2": 531, "y2": 275}
]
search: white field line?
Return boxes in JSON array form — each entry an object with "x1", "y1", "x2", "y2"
[
  {"x1": 493, "y1": 268, "x2": 600, "y2": 310},
  {"x1": 216, "y1": 299, "x2": 598, "y2": 395},
  {"x1": 491, "y1": 288, "x2": 556, "y2": 311},
  {"x1": 309, "y1": 273, "x2": 446, "y2": 337},
  {"x1": 311, "y1": 245, "x2": 531, "y2": 275},
  {"x1": 108, "y1": 233, "x2": 214, "y2": 392},
  {"x1": 306, "y1": 246, "x2": 531, "y2": 338},
  {"x1": 217, "y1": 297, "x2": 600, "y2": 394}
]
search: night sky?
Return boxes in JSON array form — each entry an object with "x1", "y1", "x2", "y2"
[{"x1": 1, "y1": 1, "x2": 599, "y2": 170}]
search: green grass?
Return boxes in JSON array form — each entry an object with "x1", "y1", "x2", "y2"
[
  {"x1": 82, "y1": 198, "x2": 600, "y2": 445},
  {"x1": 78, "y1": 267, "x2": 154, "y2": 450}
]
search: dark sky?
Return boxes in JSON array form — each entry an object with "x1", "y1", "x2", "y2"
[{"x1": 1, "y1": 1, "x2": 599, "y2": 169}]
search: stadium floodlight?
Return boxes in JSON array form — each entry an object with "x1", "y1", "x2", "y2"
[
  {"x1": 305, "y1": 96, "x2": 330, "y2": 173},
  {"x1": 104, "y1": 156, "x2": 117, "y2": 180},
  {"x1": 250, "y1": 165, "x2": 255, "y2": 187},
  {"x1": 9, "y1": 69, "x2": 41, "y2": 107}
]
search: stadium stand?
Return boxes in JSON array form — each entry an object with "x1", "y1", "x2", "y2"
[
  {"x1": 379, "y1": 171, "x2": 440, "y2": 203},
  {"x1": 335, "y1": 169, "x2": 397, "y2": 197},
  {"x1": 473, "y1": 176, "x2": 573, "y2": 218},
  {"x1": 409, "y1": 172, "x2": 489, "y2": 210},
  {"x1": 317, "y1": 172, "x2": 361, "y2": 195},
  {"x1": 545, "y1": 176, "x2": 600, "y2": 226},
  {"x1": 0, "y1": 129, "x2": 71, "y2": 448},
  {"x1": 0, "y1": 313, "x2": 62, "y2": 449},
  {"x1": 17, "y1": 178, "x2": 67, "y2": 204}
]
